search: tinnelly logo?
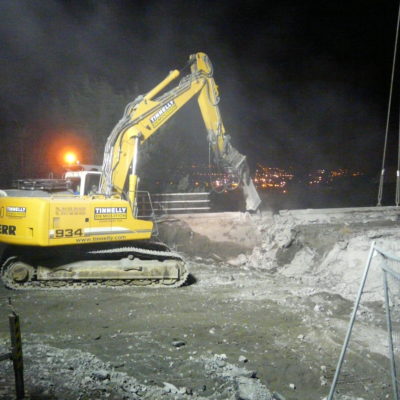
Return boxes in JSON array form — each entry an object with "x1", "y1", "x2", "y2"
[
  {"x1": 6, "y1": 207, "x2": 26, "y2": 217},
  {"x1": 149, "y1": 101, "x2": 177, "y2": 128},
  {"x1": 94, "y1": 207, "x2": 127, "y2": 220}
]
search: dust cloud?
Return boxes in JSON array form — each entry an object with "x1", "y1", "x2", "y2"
[{"x1": 0, "y1": 1, "x2": 393, "y2": 201}]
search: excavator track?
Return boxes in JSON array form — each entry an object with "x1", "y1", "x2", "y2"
[{"x1": 1, "y1": 242, "x2": 189, "y2": 290}]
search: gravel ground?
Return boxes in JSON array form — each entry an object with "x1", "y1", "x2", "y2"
[{"x1": 1, "y1": 209, "x2": 398, "y2": 400}]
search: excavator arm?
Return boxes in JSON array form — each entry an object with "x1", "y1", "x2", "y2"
[{"x1": 100, "y1": 52, "x2": 261, "y2": 211}]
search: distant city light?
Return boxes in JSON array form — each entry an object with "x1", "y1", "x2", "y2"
[{"x1": 147, "y1": 162, "x2": 364, "y2": 193}]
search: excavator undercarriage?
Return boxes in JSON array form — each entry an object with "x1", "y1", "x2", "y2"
[{"x1": 1, "y1": 241, "x2": 188, "y2": 290}]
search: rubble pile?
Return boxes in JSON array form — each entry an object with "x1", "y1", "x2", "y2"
[
  {"x1": 0, "y1": 342, "x2": 275, "y2": 400},
  {"x1": 245, "y1": 210, "x2": 400, "y2": 301},
  {"x1": 200, "y1": 353, "x2": 273, "y2": 400}
]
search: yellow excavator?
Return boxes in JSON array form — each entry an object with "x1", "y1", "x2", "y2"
[{"x1": 0, "y1": 52, "x2": 261, "y2": 289}]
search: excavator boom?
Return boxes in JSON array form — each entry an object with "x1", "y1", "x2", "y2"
[{"x1": 100, "y1": 52, "x2": 261, "y2": 211}]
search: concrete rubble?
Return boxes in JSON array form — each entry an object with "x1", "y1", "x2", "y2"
[
  {"x1": 0, "y1": 343, "x2": 274, "y2": 400},
  {"x1": 247, "y1": 207, "x2": 400, "y2": 302},
  {"x1": 1, "y1": 207, "x2": 399, "y2": 399}
]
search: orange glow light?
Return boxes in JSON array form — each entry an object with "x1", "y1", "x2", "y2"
[{"x1": 64, "y1": 151, "x2": 78, "y2": 164}]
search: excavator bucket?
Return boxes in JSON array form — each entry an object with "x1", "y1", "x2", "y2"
[
  {"x1": 217, "y1": 136, "x2": 261, "y2": 211},
  {"x1": 242, "y1": 179, "x2": 262, "y2": 211}
]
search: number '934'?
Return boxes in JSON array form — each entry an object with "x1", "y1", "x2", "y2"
[{"x1": 55, "y1": 229, "x2": 83, "y2": 238}]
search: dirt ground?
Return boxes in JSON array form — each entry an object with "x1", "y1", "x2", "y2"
[{"x1": 0, "y1": 209, "x2": 398, "y2": 400}]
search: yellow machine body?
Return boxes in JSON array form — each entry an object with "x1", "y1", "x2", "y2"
[{"x1": 0, "y1": 196, "x2": 152, "y2": 247}]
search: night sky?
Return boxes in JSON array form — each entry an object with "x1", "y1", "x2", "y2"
[{"x1": 0, "y1": 0, "x2": 398, "y2": 184}]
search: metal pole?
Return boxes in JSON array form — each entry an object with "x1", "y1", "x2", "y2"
[
  {"x1": 131, "y1": 135, "x2": 140, "y2": 176},
  {"x1": 9, "y1": 312, "x2": 25, "y2": 399},
  {"x1": 327, "y1": 242, "x2": 376, "y2": 400},
  {"x1": 383, "y1": 269, "x2": 399, "y2": 399},
  {"x1": 377, "y1": 2, "x2": 400, "y2": 206},
  {"x1": 129, "y1": 135, "x2": 140, "y2": 216}
]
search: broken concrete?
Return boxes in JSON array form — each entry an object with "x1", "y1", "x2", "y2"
[
  {"x1": 0, "y1": 207, "x2": 398, "y2": 400},
  {"x1": 248, "y1": 207, "x2": 400, "y2": 302}
]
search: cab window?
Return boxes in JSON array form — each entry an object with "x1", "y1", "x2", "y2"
[{"x1": 84, "y1": 174, "x2": 101, "y2": 195}]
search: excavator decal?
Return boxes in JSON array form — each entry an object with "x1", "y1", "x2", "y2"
[
  {"x1": 150, "y1": 100, "x2": 177, "y2": 127},
  {"x1": 94, "y1": 207, "x2": 127, "y2": 220},
  {"x1": 6, "y1": 207, "x2": 26, "y2": 218},
  {"x1": 55, "y1": 207, "x2": 86, "y2": 216},
  {"x1": 0, "y1": 225, "x2": 16, "y2": 235}
]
